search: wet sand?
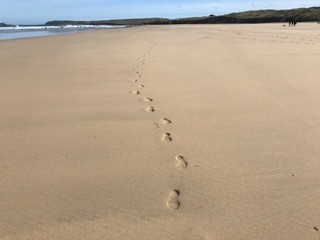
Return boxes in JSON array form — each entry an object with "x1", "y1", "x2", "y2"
[{"x1": 1, "y1": 23, "x2": 320, "y2": 239}]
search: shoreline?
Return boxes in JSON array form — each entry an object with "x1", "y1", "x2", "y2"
[{"x1": 0, "y1": 25, "x2": 127, "y2": 41}]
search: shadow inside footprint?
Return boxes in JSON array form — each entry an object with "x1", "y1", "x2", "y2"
[
  {"x1": 161, "y1": 118, "x2": 172, "y2": 124},
  {"x1": 145, "y1": 98, "x2": 153, "y2": 102}
]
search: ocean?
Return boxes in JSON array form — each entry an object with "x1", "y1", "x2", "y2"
[{"x1": 0, "y1": 25, "x2": 126, "y2": 40}]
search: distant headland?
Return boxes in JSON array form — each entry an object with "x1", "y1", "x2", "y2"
[{"x1": 45, "y1": 7, "x2": 320, "y2": 26}]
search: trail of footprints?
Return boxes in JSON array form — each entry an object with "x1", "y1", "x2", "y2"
[{"x1": 130, "y1": 41, "x2": 188, "y2": 210}]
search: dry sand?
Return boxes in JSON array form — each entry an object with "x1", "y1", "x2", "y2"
[{"x1": 1, "y1": 23, "x2": 320, "y2": 239}]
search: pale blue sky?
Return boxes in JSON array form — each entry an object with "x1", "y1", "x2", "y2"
[{"x1": 0, "y1": 0, "x2": 319, "y2": 25}]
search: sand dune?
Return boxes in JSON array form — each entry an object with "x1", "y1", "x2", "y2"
[{"x1": 1, "y1": 23, "x2": 320, "y2": 239}]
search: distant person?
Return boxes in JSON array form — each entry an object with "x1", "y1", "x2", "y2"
[{"x1": 289, "y1": 21, "x2": 297, "y2": 27}]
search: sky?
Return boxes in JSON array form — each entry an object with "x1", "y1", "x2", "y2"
[{"x1": 0, "y1": 0, "x2": 319, "y2": 25}]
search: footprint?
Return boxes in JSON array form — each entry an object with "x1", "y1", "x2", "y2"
[
  {"x1": 132, "y1": 91, "x2": 140, "y2": 95},
  {"x1": 146, "y1": 106, "x2": 155, "y2": 112},
  {"x1": 175, "y1": 155, "x2": 188, "y2": 169},
  {"x1": 139, "y1": 84, "x2": 145, "y2": 88},
  {"x1": 144, "y1": 97, "x2": 153, "y2": 102},
  {"x1": 163, "y1": 133, "x2": 172, "y2": 142},
  {"x1": 167, "y1": 190, "x2": 180, "y2": 210},
  {"x1": 133, "y1": 79, "x2": 138, "y2": 83},
  {"x1": 153, "y1": 122, "x2": 160, "y2": 129},
  {"x1": 161, "y1": 118, "x2": 172, "y2": 124},
  {"x1": 137, "y1": 75, "x2": 142, "y2": 78}
]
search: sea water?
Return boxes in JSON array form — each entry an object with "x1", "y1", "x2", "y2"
[{"x1": 0, "y1": 25, "x2": 126, "y2": 40}]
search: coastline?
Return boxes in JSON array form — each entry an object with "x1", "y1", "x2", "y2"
[
  {"x1": 1, "y1": 23, "x2": 320, "y2": 239},
  {"x1": 0, "y1": 25, "x2": 127, "y2": 41}
]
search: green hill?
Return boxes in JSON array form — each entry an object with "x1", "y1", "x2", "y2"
[
  {"x1": 45, "y1": 7, "x2": 320, "y2": 26},
  {"x1": 45, "y1": 18, "x2": 170, "y2": 26},
  {"x1": 91, "y1": 18, "x2": 170, "y2": 25},
  {"x1": 226, "y1": 7, "x2": 320, "y2": 22}
]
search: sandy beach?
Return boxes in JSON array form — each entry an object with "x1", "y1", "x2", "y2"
[{"x1": 1, "y1": 23, "x2": 320, "y2": 239}]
